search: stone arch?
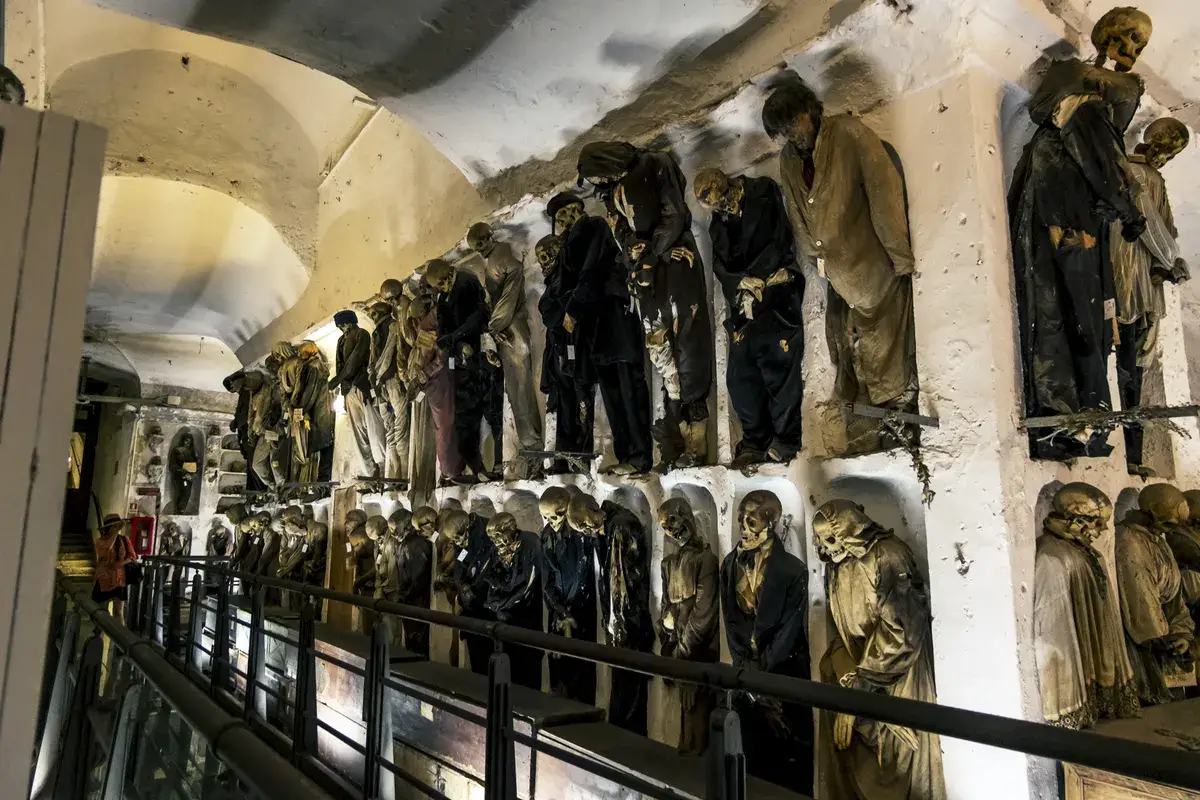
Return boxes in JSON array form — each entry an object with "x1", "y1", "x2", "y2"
[{"x1": 50, "y1": 49, "x2": 320, "y2": 268}]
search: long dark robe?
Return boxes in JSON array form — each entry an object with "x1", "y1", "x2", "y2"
[
  {"x1": 720, "y1": 537, "x2": 813, "y2": 796},
  {"x1": 1008, "y1": 58, "x2": 1144, "y2": 460},
  {"x1": 608, "y1": 149, "x2": 713, "y2": 412},
  {"x1": 455, "y1": 515, "x2": 497, "y2": 674},
  {"x1": 660, "y1": 542, "x2": 719, "y2": 755},
  {"x1": 595, "y1": 502, "x2": 653, "y2": 734},
  {"x1": 295, "y1": 358, "x2": 335, "y2": 458},
  {"x1": 483, "y1": 530, "x2": 544, "y2": 690},
  {"x1": 542, "y1": 523, "x2": 598, "y2": 704},
  {"x1": 394, "y1": 533, "x2": 433, "y2": 658},
  {"x1": 435, "y1": 272, "x2": 490, "y2": 471},
  {"x1": 540, "y1": 250, "x2": 595, "y2": 464}
]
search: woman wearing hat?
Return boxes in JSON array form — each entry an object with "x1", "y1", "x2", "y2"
[{"x1": 93, "y1": 514, "x2": 136, "y2": 620}]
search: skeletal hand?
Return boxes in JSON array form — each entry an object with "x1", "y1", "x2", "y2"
[
  {"x1": 766, "y1": 268, "x2": 793, "y2": 288},
  {"x1": 460, "y1": 343, "x2": 474, "y2": 358},
  {"x1": 671, "y1": 247, "x2": 695, "y2": 268},
  {"x1": 833, "y1": 713, "x2": 855, "y2": 750},
  {"x1": 738, "y1": 276, "x2": 766, "y2": 299},
  {"x1": 485, "y1": 350, "x2": 501, "y2": 368}
]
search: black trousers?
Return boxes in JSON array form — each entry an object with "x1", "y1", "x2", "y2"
[
  {"x1": 1116, "y1": 319, "x2": 1146, "y2": 467},
  {"x1": 402, "y1": 619, "x2": 430, "y2": 659},
  {"x1": 484, "y1": 362, "x2": 504, "y2": 465},
  {"x1": 453, "y1": 358, "x2": 487, "y2": 471},
  {"x1": 548, "y1": 595, "x2": 598, "y2": 705},
  {"x1": 609, "y1": 667, "x2": 649, "y2": 735},
  {"x1": 596, "y1": 361, "x2": 652, "y2": 471},
  {"x1": 735, "y1": 694, "x2": 814, "y2": 797},
  {"x1": 546, "y1": 355, "x2": 595, "y2": 461},
  {"x1": 728, "y1": 324, "x2": 804, "y2": 456}
]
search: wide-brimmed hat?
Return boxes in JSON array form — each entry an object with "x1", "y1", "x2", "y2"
[{"x1": 101, "y1": 514, "x2": 125, "y2": 530}]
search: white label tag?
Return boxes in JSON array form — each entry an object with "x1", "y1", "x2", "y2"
[
  {"x1": 629, "y1": 296, "x2": 635, "y2": 313},
  {"x1": 457, "y1": 549, "x2": 468, "y2": 562},
  {"x1": 302, "y1": 543, "x2": 309, "y2": 553},
  {"x1": 346, "y1": 542, "x2": 353, "y2": 554},
  {"x1": 448, "y1": 357, "x2": 456, "y2": 370},
  {"x1": 567, "y1": 345, "x2": 575, "y2": 360},
  {"x1": 745, "y1": 305, "x2": 754, "y2": 320},
  {"x1": 265, "y1": 430, "x2": 279, "y2": 442},
  {"x1": 415, "y1": 391, "x2": 426, "y2": 403},
  {"x1": 1104, "y1": 298, "x2": 1116, "y2": 320},
  {"x1": 816, "y1": 257, "x2": 826, "y2": 278},
  {"x1": 255, "y1": 535, "x2": 262, "y2": 544}
]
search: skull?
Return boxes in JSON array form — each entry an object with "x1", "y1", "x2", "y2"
[
  {"x1": 486, "y1": 513, "x2": 520, "y2": 563},
  {"x1": 553, "y1": 200, "x2": 585, "y2": 234},
  {"x1": 366, "y1": 301, "x2": 393, "y2": 325},
  {"x1": 1047, "y1": 483, "x2": 1113, "y2": 543},
  {"x1": 762, "y1": 78, "x2": 824, "y2": 151},
  {"x1": 438, "y1": 510, "x2": 471, "y2": 547},
  {"x1": 252, "y1": 511, "x2": 272, "y2": 534},
  {"x1": 281, "y1": 505, "x2": 305, "y2": 531},
  {"x1": 1091, "y1": 6, "x2": 1152, "y2": 72},
  {"x1": 539, "y1": 487, "x2": 571, "y2": 532},
  {"x1": 658, "y1": 498, "x2": 698, "y2": 547},
  {"x1": 345, "y1": 509, "x2": 369, "y2": 538},
  {"x1": 1140, "y1": 117, "x2": 1190, "y2": 169},
  {"x1": 466, "y1": 222, "x2": 495, "y2": 255},
  {"x1": 225, "y1": 503, "x2": 248, "y2": 526},
  {"x1": 365, "y1": 515, "x2": 389, "y2": 541},
  {"x1": 693, "y1": 168, "x2": 744, "y2": 216},
  {"x1": 1185, "y1": 490, "x2": 1200, "y2": 522},
  {"x1": 1139, "y1": 483, "x2": 1188, "y2": 526},
  {"x1": 390, "y1": 508, "x2": 415, "y2": 537},
  {"x1": 423, "y1": 259, "x2": 455, "y2": 294},
  {"x1": 271, "y1": 341, "x2": 297, "y2": 362},
  {"x1": 738, "y1": 490, "x2": 781, "y2": 550},
  {"x1": 412, "y1": 506, "x2": 438, "y2": 538},
  {"x1": 535, "y1": 235, "x2": 562, "y2": 278},
  {"x1": 567, "y1": 494, "x2": 604, "y2": 535},
  {"x1": 297, "y1": 340, "x2": 321, "y2": 360},
  {"x1": 812, "y1": 500, "x2": 874, "y2": 563}
]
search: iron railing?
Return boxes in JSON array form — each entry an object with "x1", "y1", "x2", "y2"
[
  {"x1": 35, "y1": 571, "x2": 331, "y2": 800},
  {"x1": 135, "y1": 554, "x2": 1200, "y2": 800}
]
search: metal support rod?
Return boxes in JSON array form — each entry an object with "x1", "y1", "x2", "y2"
[
  {"x1": 143, "y1": 555, "x2": 1200, "y2": 794},
  {"x1": 292, "y1": 598, "x2": 319, "y2": 765},
  {"x1": 363, "y1": 616, "x2": 390, "y2": 799},
  {"x1": 484, "y1": 653, "x2": 516, "y2": 800},
  {"x1": 51, "y1": 631, "x2": 103, "y2": 800},
  {"x1": 1022, "y1": 404, "x2": 1200, "y2": 429},
  {"x1": 211, "y1": 575, "x2": 231, "y2": 697},
  {"x1": 850, "y1": 403, "x2": 940, "y2": 428},
  {"x1": 167, "y1": 567, "x2": 184, "y2": 656},
  {"x1": 187, "y1": 572, "x2": 205, "y2": 675},
  {"x1": 244, "y1": 587, "x2": 266, "y2": 721}
]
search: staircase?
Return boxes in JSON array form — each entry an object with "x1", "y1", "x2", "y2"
[{"x1": 57, "y1": 527, "x2": 94, "y2": 579}]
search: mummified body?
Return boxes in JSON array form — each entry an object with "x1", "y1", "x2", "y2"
[
  {"x1": 765, "y1": 78, "x2": 918, "y2": 457},
  {"x1": 1034, "y1": 483, "x2": 1138, "y2": 729},
  {"x1": 1109, "y1": 118, "x2": 1190, "y2": 476},
  {"x1": 657, "y1": 498, "x2": 719, "y2": 755},
  {"x1": 569, "y1": 494, "x2": 653, "y2": 735},
  {"x1": 720, "y1": 490, "x2": 813, "y2": 796},
  {"x1": 1008, "y1": 8, "x2": 1153, "y2": 461},
  {"x1": 577, "y1": 142, "x2": 714, "y2": 468},
  {"x1": 482, "y1": 513, "x2": 544, "y2": 689},
  {"x1": 1116, "y1": 483, "x2": 1196, "y2": 705},
  {"x1": 1168, "y1": 492, "x2": 1200, "y2": 646},
  {"x1": 545, "y1": 194, "x2": 652, "y2": 475},
  {"x1": 466, "y1": 223, "x2": 544, "y2": 475},
  {"x1": 696, "y1": 169, "x2": 804, "y2": 467},
  {"x1": 813, "y1": 501, "x2": 945, "y2": 800},
  {"x1": 437, "y1": 509, "x2": 495, "y2": 674},
  {"x1": 540, "y1": 487, "x2": 597, "y2": 703}
]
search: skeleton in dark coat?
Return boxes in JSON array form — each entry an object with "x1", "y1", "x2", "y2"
[
  {"x1": 332, "y1": 310, "x2": 387, "y2": 477},
  {"x1": 426, "y1": 261, "x2": 495, "y2": 483},
  {"x1": 696, "y1": 169, "x2": 804, "y2": 467},
  {"x1": 436, "y1": 509, "x2": 495, "y2": 673},
  {"x1": 720, "y1": 490, "x2": 813, "y2": 796},
  {"x1": 539, "y1": 487, "x2": 597, "y2": 703},
  {"x1": 1116, "y1": 484, "x2": 1196, "y2": 705},
  {"x1": 1006, "y1": 9, "x2": 1153, "y2": 461},
  {"x1": 224, "y1": 370, "x2": 262, "y2": 492},
  {"x1": 765, "y1": 78, "x2": 918, "y2": 458},
  {"x1": 569, "y1": 494, "x2": 653, "y2": 735},
  {"x1": 536, "y1": 234, "x2": 595, "y2": 472},
  {"x1": 657, "y1": 498, "x2": 719, "y2": 755},
  {"x1": 547, "y1": 193, "x2": 652, "y2": 474},
  {"x1": 482, "y1": 513, "x2": 544, "y2": 690},
  {"x1": 578, "y1": 142, "x2": 714, "y2": 468},
  {"x1": 813, "y1": 501, "x2": 945, "y2": 800}
]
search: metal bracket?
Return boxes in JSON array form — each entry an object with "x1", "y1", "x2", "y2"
[
  {"x1": 1022, "y1": 404, "x2": 1200, "y2": 430},
  {"x1": 851, "y1": 403, "x2": 940, "y2": 429}
]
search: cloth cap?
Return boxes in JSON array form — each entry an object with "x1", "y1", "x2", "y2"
[
  {"x1": 577, "y1": 141, "x2": 638, "y2": 181},
  {"x1": 546, "y1": 192, "x2": 584, "y2": 220},
  {"x1": 334, "y1": 310, "x2": 358, "y2": 327}
]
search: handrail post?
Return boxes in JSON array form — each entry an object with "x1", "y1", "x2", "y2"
[
  {"x1": 100, "y1": 684, "x2": 143, "y2": 800},
  {"x1": 363, "y1": 615, "x2": 392, "y2": 799},
  {"x1": 291, "y1": 596, "x2": 319, "y2": 765},
  {"x1": 484, "y1": 651, "x2": 517, "y2": 800},
  {"x1": 186, "y1": 571, "x2": 205, "y2": 675},
  {"x1": 244, "y1": 586, "x2": 266, "y2": 721},
  {"x1": 211, "y1": 574, "x2": 231, "y2": 697},
  {"x1": 152, "y1": 564, "x2": 166, "y2": 645},
  {"x1": 706, "y1": 702, "x2": 746, "y2": 800},
  {"x1": 36, "y1": 593, "x2": 67, "y2": 741},
  {"x1": 50, "y1": 631, "x2": 103, "y2": 800},
  {"x1": 30, "y1": 605, "x2": 80, "y2": 798},
  {"x1": 167, "y1": 566, "x2": 184, "y2": 657}
]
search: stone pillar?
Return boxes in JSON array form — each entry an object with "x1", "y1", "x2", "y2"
[{"x1": 885, "y1": 68, "x2": 1047, "y2": 800}]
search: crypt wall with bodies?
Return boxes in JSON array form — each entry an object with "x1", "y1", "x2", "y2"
[{"x1": 46, "y1": 0, "x2": 1200, "y2": 798}]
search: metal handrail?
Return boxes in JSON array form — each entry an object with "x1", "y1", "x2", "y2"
[
  {"x1": 54, "y1": 571, "x2": 329, "y2": 800},
  {"x1": 145, "y1": 553, "x2": 1200, "y2": 794}
]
